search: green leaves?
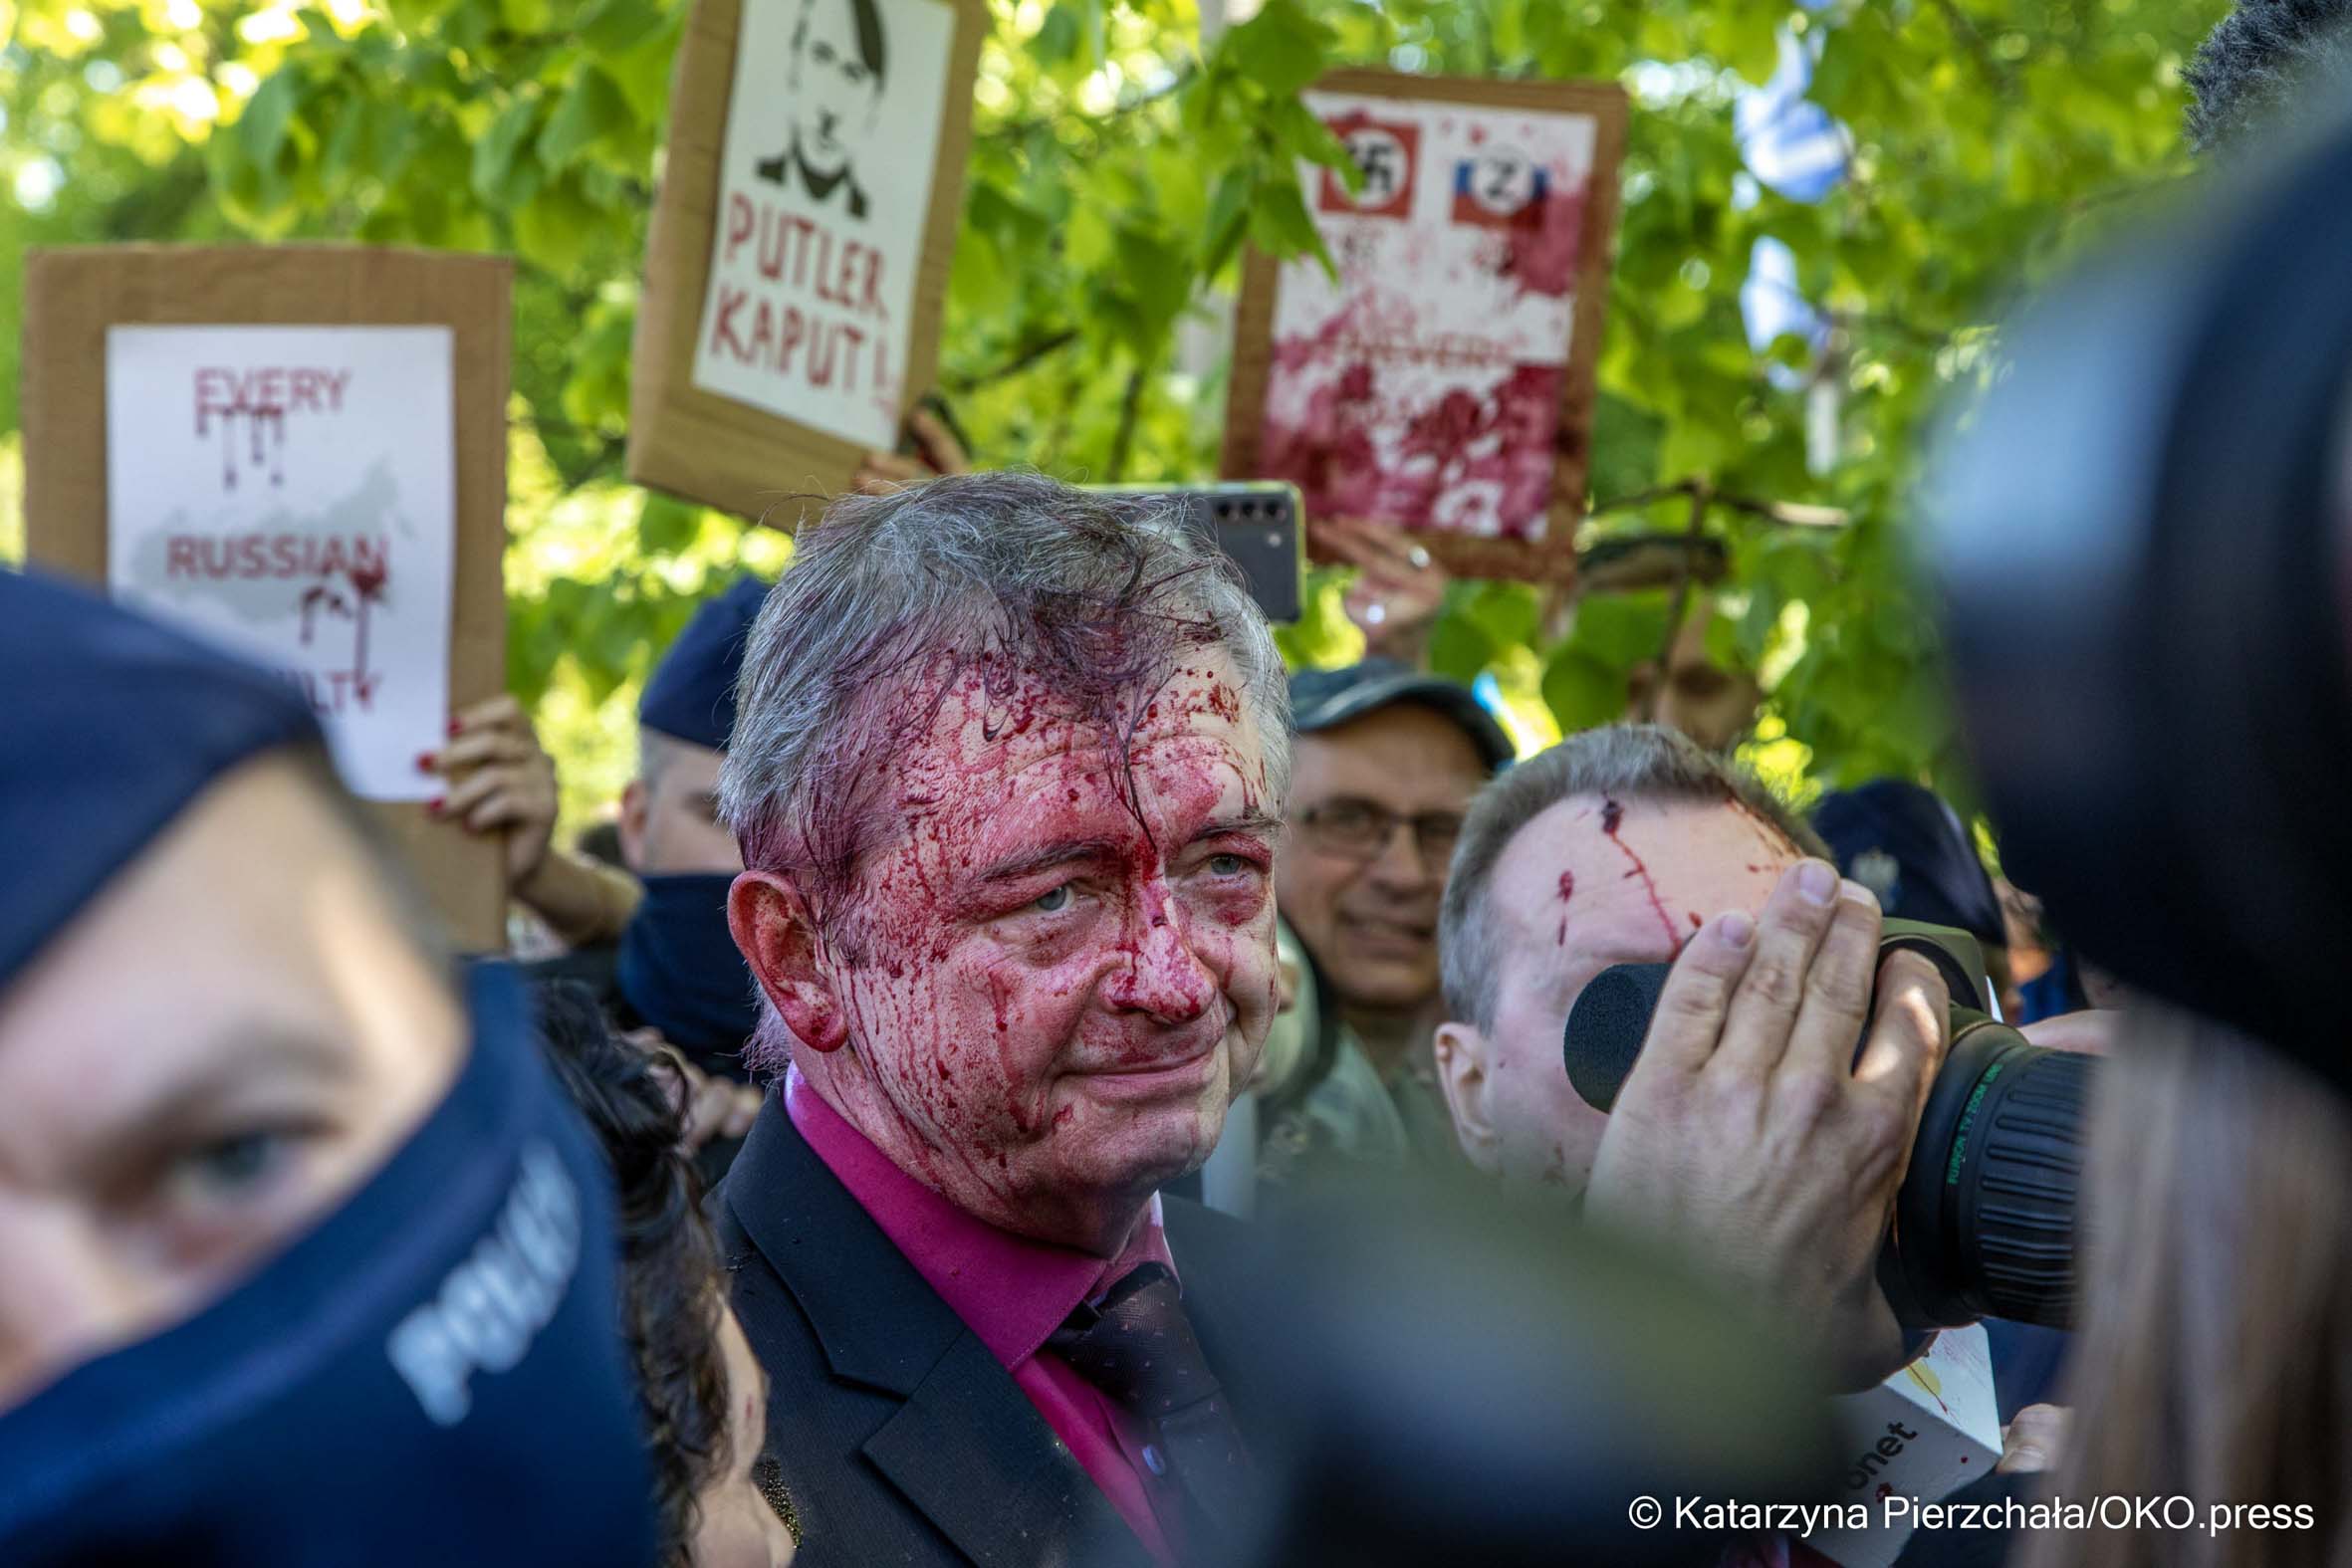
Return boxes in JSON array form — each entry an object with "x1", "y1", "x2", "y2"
[
  {"x1": 581, "y1": 0, "x2": 672, "y2": 58},
  {"x1": 14, "y1": 0, "x2": 2226, "y2": 813},
  {"x1": 238, "y1": 68, "x2": 306, "y2": 172},
  {"x1": 473, "y1": 95, "x2": 544, "y2": 206},
  {"x1": 538, "y1": 67, "x2": 633, "y2": 174},
  {"x1": 1225, "y1": 0, "x2": 1337, "y2": 99}
]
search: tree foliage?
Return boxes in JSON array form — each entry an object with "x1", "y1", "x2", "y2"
[{"x1": 2, "y1": 0, "x2": 2222, "y2": 821}]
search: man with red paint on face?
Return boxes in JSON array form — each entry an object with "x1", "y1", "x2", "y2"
[
  {"x1": 710, "y1": 475, "x2": 1287, "y2": 1568},
  {"x1": 1432, "y1": 725, "x2": 1954, "y2": 1390}
]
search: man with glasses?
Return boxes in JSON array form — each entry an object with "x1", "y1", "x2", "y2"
[{"x1": 1259, "y1": 659, "x2": 1515, "y2": 1189}]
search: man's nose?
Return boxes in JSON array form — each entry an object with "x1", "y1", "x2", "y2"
[
  {"x1": 1362, "y1": 818, "x2": 1440, "y2": 892},
  {"x1": 0, "y1": 1204, "x2": 146, "y2": 1411},
  {"x1": 1104, "y1": 890, "x2": 1216, "y2": 1024}
]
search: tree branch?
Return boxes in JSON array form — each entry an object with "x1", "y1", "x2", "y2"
[
  {"x1": 1639, "y1": 481, "x2": 1714, "y2": 723},
  {"x1": 1586, "y1": 477, "x2": 1848, "y2": 529},
  {"x1": 1928, "y1": 0, "x2": 2015, "y2": 95},
  {"x1": 979, "y1": 67, "x2": 1194, "y2": 145},
  {"x1": 1105, "y1": 365, "x2": 1148, "y2": 482},
  {"x1": 944, "y1": 328, "x2": 1081, "y2": 394}
]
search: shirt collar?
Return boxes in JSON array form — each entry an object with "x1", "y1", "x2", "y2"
[{"x1": 784, "y1": 1067, "x2": 1177, "y2": 1369}]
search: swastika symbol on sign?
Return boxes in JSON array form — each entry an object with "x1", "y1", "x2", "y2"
[{"x1": 1344, "y1": 127, "x2": 1410, "y2": 206}]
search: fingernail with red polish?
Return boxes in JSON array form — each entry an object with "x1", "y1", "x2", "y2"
[
  {"x1": 416, "y1": 751, "x2": 437, "y2": 773},
  {"x1": 426, "y1": 796, "x2": 445, "y2": 816},
  {"x1": 448, "y1": 717, "x2": 464, "y2": 737}
]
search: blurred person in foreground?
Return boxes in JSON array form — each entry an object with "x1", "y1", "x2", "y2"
[
  {"x1": 2186, "y1": 0, "x2": 2352, "y2": 155},
  {"x1": 535, "y1": 982, "x2": 797, "y2": 1568},
  {"x1": 2020, "y1": 1012, "x2": 2349, "y2": 1567},
  {"x1": 1995, "y1": 14, "x2": 2352, "y2": 1562},
  {"x1": 0, "y1": 566, "x2": 655, "y2": 1563},
  {"x1": 1260, "y1": 659, "x2": 1514, "y2": 1188},
  {"x1": 710, "y1": 477, "x2": 1942, "y2": 1564}
]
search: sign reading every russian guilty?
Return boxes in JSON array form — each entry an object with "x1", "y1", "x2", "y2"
[{"x1": 105, "y1": 324, "x2": 457, "y2": 802}]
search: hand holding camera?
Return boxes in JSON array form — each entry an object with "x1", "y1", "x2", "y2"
[{"x1": 1585, "y1": 862, "x2": 1952, "y2": 1389}]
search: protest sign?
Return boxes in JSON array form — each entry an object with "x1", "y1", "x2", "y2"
[
  {"x1": 1224, "y1": 71, "x2": 1628, "y2": 583},
  {"x1": 629, "y1": 0, "x2": 986, "y2": 521},
  {"x1": 21, "y1": 246, "x2": 511, "y2": 950}
]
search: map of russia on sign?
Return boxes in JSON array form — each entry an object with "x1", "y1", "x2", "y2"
[{"x1": 105, "y1": 324, "x2": 457, "y2": 803}]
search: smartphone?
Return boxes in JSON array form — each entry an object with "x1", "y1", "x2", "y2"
[{"x1": 1095, "y1": 483, "x2": 1305, "y2": 623}]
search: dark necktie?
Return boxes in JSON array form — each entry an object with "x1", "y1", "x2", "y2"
[{"x1": 1047, "y1": 1262, "x2": 1254, "y2": 1559}]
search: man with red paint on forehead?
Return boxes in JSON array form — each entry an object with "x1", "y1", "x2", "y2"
[
  {"x1": 1432, "y1": 724, "x2": 1956, "y2": 1393},
  {"x1": 711, "y1": 475, "x2": 1287, "y2": 1567}
]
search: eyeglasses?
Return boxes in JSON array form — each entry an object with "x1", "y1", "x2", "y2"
[{"x1": 1296, "y1": 798, "x2": 1466, "y2": 863}]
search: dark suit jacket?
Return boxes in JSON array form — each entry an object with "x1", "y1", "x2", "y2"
[{"x1": 714, "y1": 1097, "x2": 1265, "y2": 1568}]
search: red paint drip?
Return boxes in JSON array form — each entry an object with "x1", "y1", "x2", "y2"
[
  {"x1": 1555, "y1": 868, "x2": 1575, "y2": 946},
  {"x1": 1724, "y1": 791, "x2": 1803, "y2": 859},
  {"x1": 1599, "y1": 796, "x2": 1680, "y2": 950}
]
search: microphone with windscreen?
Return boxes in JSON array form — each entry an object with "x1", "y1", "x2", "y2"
[
  {"x1": 1562, "y1": 961, "x2": 1670, "y2": 1113},
  {"x1": 1559, "y1": 921, "x2": 2095, "y2": 1330}
]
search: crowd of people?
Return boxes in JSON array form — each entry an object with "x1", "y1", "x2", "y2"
[{"x1": 6, "y1": 4, "x2": 2352, "y2": 1565}]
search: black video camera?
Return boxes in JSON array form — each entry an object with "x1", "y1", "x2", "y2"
[{"x1": 1562, "y1": 919, "x2": 2094, "y2": 1329}]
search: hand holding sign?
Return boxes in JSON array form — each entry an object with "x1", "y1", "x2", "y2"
[
  {"x1": 423, "y1": 694, "x2": 559, "y2": 885},
  {"x1": 1314, "y1": 515, "x2": 1451, "y2": 665}
]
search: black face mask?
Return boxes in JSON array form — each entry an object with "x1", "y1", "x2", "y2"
[
  {"x1": 0, "y1": 964, "x2": 659, "y2": 1566},
  {"x1": 615, "y1": 872, "x2": 760, "y2": 1065}
]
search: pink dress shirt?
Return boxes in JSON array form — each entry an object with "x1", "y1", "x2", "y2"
[{"x1": 785, "y1": 1068, "x2": 1187, "y2": 1564}]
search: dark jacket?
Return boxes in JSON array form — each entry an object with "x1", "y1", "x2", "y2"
[{"x1": 714, "y1": 1098, "x2": 1264, "y2": 1568}]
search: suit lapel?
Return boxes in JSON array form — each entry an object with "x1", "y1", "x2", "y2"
[
  {"x1": 721, "y1": 1099, "x2": 1146, "y2": 1567},
  {"x1": 1159, "y1": 1199, "x2": 1263, "y2": 1440},
  {"x1": 863, "y1": 1333, "x2": 1154, "y2": 1568}
]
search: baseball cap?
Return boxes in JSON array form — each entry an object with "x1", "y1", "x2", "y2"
[{"x1": 1289, "y1": 658, "x2": 1515, "y2": 773}]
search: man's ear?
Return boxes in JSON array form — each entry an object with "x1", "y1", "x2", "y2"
[
  {"x1": 1433, "y1": 1020, "x2": 1504, "y2": 1177},
  {"x1": 617, "y1": 780, "x2": 651, "y2": 872},
  {"x1": 729, "y1": 870, "x2": 849, "y2": 1052}
]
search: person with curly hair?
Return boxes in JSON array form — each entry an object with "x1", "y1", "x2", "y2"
[
  {"x1": 536, "y1": 981, "x2": 798, "y2": 1568},
  {"x1": 2186, "y1": 0, "x2": 2352, "y2": 152}
]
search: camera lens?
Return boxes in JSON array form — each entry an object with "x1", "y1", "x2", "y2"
[
  {"x1": 1562, "y1": 921, "x2": 2096, "y2": 1330},
  {"x1": 1884, "y1": 1026, "x2": 2094, "y2": 1330}
]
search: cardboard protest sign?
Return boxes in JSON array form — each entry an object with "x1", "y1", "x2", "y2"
[
  {"x1": 21, "y1": 246, "x2": 511, "y2": 951},
  {"x1": 629, "y1": 0, "x2": 986, "y2": 521},
  {"x1": 1223, "y1": 71, "x2": 1628, "y2": 583}
]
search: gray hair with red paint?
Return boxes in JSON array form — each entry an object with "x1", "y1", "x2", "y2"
[{"x1": 719, "y1": 471, "x2": 1291, "y2": 918}]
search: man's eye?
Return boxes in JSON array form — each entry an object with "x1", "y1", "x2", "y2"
[
  {"x1": 1032, "y1": 885, "x2": 1073, "y2": 914},
  {"x1": 169, "y1": 1131, "x2": 292, "y2": 1206},
  {"x1": 1207, "y1": 853, "x2": 1254, "y2": 878}
]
